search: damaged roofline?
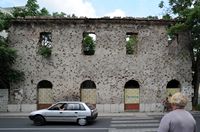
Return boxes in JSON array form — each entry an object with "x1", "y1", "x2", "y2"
[{"x1": 11, "y1": 16, "x2": 176, "y2": 25}]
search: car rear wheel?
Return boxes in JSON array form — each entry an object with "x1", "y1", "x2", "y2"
[
  {"x1": 33, "y1": 115, "x2": 45, "y2": 126},
  {"x1": 77, "y1": 118, "x2": 87, "y2": 126}
]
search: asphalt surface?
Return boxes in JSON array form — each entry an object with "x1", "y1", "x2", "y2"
[{"x1": 0, "y1": 112, "x2": 199, "y2": 132}]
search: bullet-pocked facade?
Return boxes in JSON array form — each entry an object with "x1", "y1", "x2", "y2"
[{"x1": 2, "y1": 17, "x2": 193, "y2": 112}]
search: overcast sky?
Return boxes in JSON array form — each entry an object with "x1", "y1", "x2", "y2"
[{"x1": 0, "y1": 0, "x2": 169, "y2": 18}]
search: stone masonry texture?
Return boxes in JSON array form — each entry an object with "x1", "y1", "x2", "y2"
[
  {"x1": 7, "y1": 17, "x2": 193, "y2": 112},
  {"x1": 0, "y1": 89, "x2": 8, "y2": 112}
]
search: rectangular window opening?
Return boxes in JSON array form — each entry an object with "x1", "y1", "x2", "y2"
[
  {"x1": 82, "y1": 32, "x2": 96, "y2": 55},
  {"x1": 167, "y1": 34, "x2": 178, "y2": 45},
  {"x1": 39, "y1": 32, "x2": 52, "y2": 48},
  {"x1": 38, "y1": 32, "x2": 52, "y2": 58},
  {"x1": 126, "y1": 32, "x2": 138, "y2": 55}
]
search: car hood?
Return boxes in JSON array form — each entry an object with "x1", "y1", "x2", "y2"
[{"x1": 30, "y1": 109, "x2": 48, "y2": 115}]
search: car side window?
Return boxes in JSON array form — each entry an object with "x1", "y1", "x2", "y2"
[
  {"x1": 49, "y1": 103, "x2": 64, "y2": 110},
  {"x1": 80, "y1": 104, "x2": 86, "y2": 110},
  {"x1": 63, "y1": 104, "x2": 68, "y2": 110},
  {"x1": 73, "y1": 104, "x2": 80, "y2": 110},
  {"x1": 66, "y1": 104, "x2": 74, "y2": 110},
  {"x1": 65, "y1": 103, "x2": 86, "y2": 111}
]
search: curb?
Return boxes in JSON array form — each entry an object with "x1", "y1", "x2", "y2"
[
  {"x1": 0, "y1": 112, "x2": 165, "y2": 118},
  {"x1": 0, "y1": 111, "x2": 198, "y2": 118}
]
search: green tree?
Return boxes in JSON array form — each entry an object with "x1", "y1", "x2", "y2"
[
  {"x1": 0, "y1": 0, "x2": 51, "y2": 88},
  {"x1": 40, "y1": 8, "x2": 51, "y2": 16},
  {"x1": 0, "y1": 0, "x2": 70, "y2": 88},
  {"x1": 0, "y1": 34, "x2": 24, "y2": 88},
  {"x1": 12, "y1": 7, "x2": 26, "y2": 18},
  {"x1": 52, "y1": 12, "x2": 66, "y2": 17},
  {"x1": 159, "y1": 0, "x2": 200, "y2": 106},
  {"x1": 12, "y1": 0, "x2": 67, "y2": 17},
  {"x1": 146, "y1": 16, "x2": 159, "y2": 20},
  {"x1": 0, "y1": 12, "x2": 12, "y2": 30},
  {"x1": 12, "y1": 0, "x2": 51, "y2": 17},
  {"x1": 25, "y1": 0, "x2": 40, "y2": 16}
]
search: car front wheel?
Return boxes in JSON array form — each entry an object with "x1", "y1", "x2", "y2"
[
  {"x1": 33, "y1": 115, "x2": 45, "y2": 126},
  {"x1": 77, "y1": 118, "x2": 87, "y2": 126}
]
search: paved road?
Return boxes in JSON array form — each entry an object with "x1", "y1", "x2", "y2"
[
  {"x1": 0, "y1": 113, "x2": 199, "y2": 132},
  {"x1": 1, "y1": 117, "x2": 109, "y2": 132},
  {"x1": 110, "y1": 116, "x2": 159, "y2": 132}
]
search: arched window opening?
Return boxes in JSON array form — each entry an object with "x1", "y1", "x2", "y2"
[
  {"x1": 167, "y1": 80, "x2": 180, "y2": 88},
  {"x1": 37, "y1": 80, "x2": 53, "y2": 88},
  {"x1": 81, "y1": 80, "x2": 96, "y2": 89},
  {"x1": 80, "y1": 80, "x2": 96, "y2": 105},
  {"x1": 125, "y1": 80, "x2": 139, "y2": 88},
  {"x1": 166, "y1": 79, "x2": 180, "y2": 97},
  {"x1": 37, "y1": 80, "x2": 53, "y2": 110},
  {"x1": 124, "y1": 80, "x2": 140, "y2": 111}
]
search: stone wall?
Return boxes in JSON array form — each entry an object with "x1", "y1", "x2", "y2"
[
  {"x1": 8, "y1": 18, "x2": 193, "y2": 112},
  {"x1": 0, "y1": 89, "x2": 8, "y2": 111}
]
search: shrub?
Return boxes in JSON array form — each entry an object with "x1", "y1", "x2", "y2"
[{"x1": 38, "y1": 46, "x2": 52, "y2": 58}]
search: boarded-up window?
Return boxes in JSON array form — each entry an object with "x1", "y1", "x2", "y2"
[
  {"x1": 81, "y1": 80, "x2": 96, "y2": 105},
  {"x1": 124, "y1": 80, "x2": 140, "y2": 111},
  {"x1": 37, "y1": 80, "x2": 53, "y2": 109}
]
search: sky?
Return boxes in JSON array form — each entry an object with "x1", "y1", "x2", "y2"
[{"x1": 0, "y1": 0, "x2": 169, "y2": 18}]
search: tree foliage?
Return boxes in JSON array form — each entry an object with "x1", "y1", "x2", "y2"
[
  {"x1": 12, "y1": 0, "x2": 66, "y2": 17},
  {"x1": 0, "y1": 0, "x2": 80, "y2": 89},
  {"x1": 25, "y1": 0, "x2": 40, "y2": 16},
  {"x1": 40, "y1": 8, "x2": 51, "y2": 16},
  {"x1": 0, "y1": 36, "x2": 24, "y2": 88},
  {"x1": 0, "y1": 12, "x2": 12, "y2": 30},
  {"x1": 12, "y1": 0, "x2": 49, "y2": 17},
  {"x1": 146, "y1": 16, "x2": 159, "y2": 20},
  {"x1": 52, "y1": 12, "x2": 66, "y2": 17},
  {"x1": 0, "y1": 0, "x2": 52, "y2": 88},
  {"x1": 159, "y1": 0, "x2": 200, "y2": 105}
]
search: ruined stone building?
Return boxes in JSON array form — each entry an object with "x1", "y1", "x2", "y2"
[{"x1": 0, "y1": 17, "x2": 193, "y2": 112}]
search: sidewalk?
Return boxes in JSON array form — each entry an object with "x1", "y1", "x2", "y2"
[
  {"x1": 0, "y1": 112, "x2": 165, "y2": 118},
  {"x1": 0, "y1": 111, "x2": 199, "y2": 118}
]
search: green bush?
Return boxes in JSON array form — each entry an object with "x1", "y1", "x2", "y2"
[{"x1": 38, "y1": 46, "x2": 52, "y2": 58}]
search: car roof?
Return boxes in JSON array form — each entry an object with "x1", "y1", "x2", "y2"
[{"x1": 56, "y1": 101, "x2": 85, "y2": 104}]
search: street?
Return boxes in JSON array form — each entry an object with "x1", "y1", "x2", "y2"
[{"x1": 0, "y1": 113, "x2": 199, "y2": 132}]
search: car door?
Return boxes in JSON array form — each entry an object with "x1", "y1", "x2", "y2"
[
  {"x1": 62, "y1": 103, "x2": 87, "y2": 122},
  {"x1": 44, "y1": 103, "x2": 65, "y2": 122}
]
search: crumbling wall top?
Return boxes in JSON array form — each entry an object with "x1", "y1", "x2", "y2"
[{"x1": 11, "y1": 16, "x2": 176, "y2": 25}]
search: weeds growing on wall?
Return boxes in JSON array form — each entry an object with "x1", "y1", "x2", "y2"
[{"x1": 38, "y1": 46, "x2": 52, "y2": 58}]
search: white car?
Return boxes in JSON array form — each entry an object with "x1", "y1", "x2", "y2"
[{"x1": 29, "y1": 101, "x2": 98, "y2": 126}]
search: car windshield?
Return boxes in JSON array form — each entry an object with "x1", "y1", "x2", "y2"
[{"x1": 86, "y1": 103, "x2": 95, "y2": 110}]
